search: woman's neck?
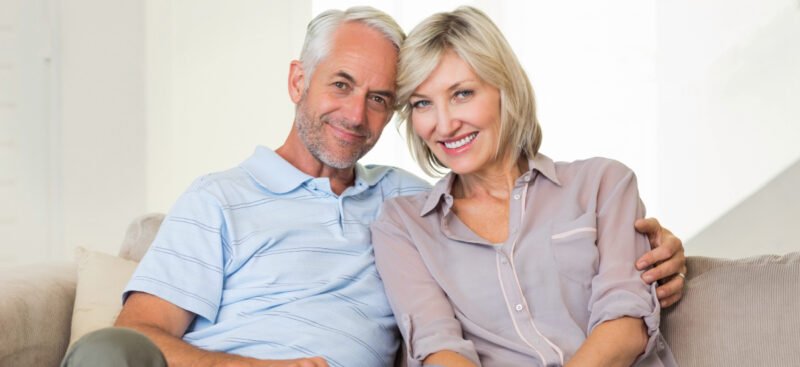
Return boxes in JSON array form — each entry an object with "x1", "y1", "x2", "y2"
[{"x1": 453, "y1": 155, "x2": 529, "y2": 201}]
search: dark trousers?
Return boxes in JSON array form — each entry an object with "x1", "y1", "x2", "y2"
[{"x1": 61, "y1": 328, "x2": 167, "y2": 367}]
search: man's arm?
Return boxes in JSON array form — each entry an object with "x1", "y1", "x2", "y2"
[
  {"x1": 115, "y1": 292, "x2": 328, "y2": 367},
  {"x1": 565, "y1": 317, "x2": 648, "y2": 367},
  {"x1": 634, "y1": 218, "x2": 687, "y2": 307}
]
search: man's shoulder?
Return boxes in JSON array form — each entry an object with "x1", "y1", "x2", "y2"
[
  {"x1": 363, "y1": 164, "x2": 432, "y2": 199},
  {"x1": 183, "y1": 166, "x2": 258, "y2": 204}
]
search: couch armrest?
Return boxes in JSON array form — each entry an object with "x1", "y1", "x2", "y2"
[{"x1": 0, "y1": 262, "x2": 77, "y2": 367}]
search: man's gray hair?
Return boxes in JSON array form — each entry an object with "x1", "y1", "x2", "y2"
[{"x1": 300, "y1": 6, "x2": 405, "y2": 86}]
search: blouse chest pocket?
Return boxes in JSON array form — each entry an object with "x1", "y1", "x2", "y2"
[{"x1": 549, "y1": 211, "x2": 600, "y2": 285}]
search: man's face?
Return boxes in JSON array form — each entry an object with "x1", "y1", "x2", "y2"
[{"x1": 292, "y1": 22, "x2": 398, "y2": 169}]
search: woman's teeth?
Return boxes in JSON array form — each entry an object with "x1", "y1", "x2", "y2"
[{"x1": 443, "y1": 133, "x2": 477, "y2": 149}]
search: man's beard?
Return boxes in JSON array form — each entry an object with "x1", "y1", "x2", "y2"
[{"x1": 294, "y1": 97, "x2": 378, "y2": 169}]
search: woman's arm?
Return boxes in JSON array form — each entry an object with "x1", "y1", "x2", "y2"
[
  {"x1": 424, "y1": 350, "x2": 479, "y2": 367},
  {"x1": 371, "y1": 199, "x2": 481, "y2": 367},
  {"x1": 582, "y1": 159, "x2": 665, "y2": 366},
  {"x1": 565, "y1": 317, "x2": 647, "y2": 367}
]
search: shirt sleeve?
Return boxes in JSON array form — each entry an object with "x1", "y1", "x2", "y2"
[
  {"x1": 123, "y1": 178, "x2": 229, "y2": 323},
  {"x1": 371, "y1": 199, "x2": 481, "y2": 367},
  {"x1": 587, "y1": 159, "x2": 662, "y2": 360}
]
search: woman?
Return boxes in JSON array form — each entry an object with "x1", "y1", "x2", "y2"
[{"x1": 371, "y1": 6, "x2": 677, "y2": 367}]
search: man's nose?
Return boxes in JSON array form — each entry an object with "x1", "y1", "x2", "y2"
[{"x1": 341, "y1": 94, "x2": 367, "y2": 125}]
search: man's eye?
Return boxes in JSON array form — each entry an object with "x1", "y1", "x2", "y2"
[
  {"x1": 371, "y1": 95, "x2": 386, "y2": 105},
  {"x1": 334, "y1": 81, "x2": 348, "y2": 90},
  {"x1": 411, "y1": 100, "x2": 430, "y2": 109}
]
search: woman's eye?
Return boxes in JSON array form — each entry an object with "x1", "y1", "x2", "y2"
[
  {"x1": 411, "y1": 100, "x2": 431, "y2": 109},
  {"x1": 454, "y1": 89, "x2": 474, "y2": 99}
]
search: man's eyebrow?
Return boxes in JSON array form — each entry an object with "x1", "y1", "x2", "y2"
[
  {"x1": 373, "y1": 90, "x2": 396, "y2": 100},
  {"x1": 335, "y1": 71, "x2": 395, "y2": 100},
  {"x1": 334, "y1": 71, "x2": 356, "y2": 84}
]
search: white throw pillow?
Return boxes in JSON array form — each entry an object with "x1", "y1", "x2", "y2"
[{"x1": 68, "y1": 247, "x2": 139, "y2": 347}]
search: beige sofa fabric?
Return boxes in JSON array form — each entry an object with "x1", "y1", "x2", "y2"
[
  {"x1": 0, "y1": 263, "x2": 77, "y2": 367},
  {"x1": 1, "y1": 212, "x2": 799, "y2": 367},
  {"x1": 68, "y1": 247, "x2": 140, "y2": 347},
  {"x1": 118, "y1": 213, "x2": 165, "y2": 262},
  {"x1": 0, "y1": 214, "x2": 163, "y2": 367},
  {"x1": 662, "y1": 252, "x2": 800, "y2": 366}
]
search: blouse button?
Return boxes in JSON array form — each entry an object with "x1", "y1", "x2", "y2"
[{"x1": 515, "y1": 304, "x2": 524, "y2": 311}]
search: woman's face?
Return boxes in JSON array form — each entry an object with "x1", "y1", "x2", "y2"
[{"x1": 409, "y1": 50, "x2": 503, "y2": 176}]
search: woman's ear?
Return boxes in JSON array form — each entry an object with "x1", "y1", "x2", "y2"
[{"x1": 288, "y1": 60, "x2": 306, "y2": 103}]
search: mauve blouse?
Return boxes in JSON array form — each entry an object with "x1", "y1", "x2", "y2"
[{"x1": 371, "y1": 154, "x2": 677, "y2": 366}]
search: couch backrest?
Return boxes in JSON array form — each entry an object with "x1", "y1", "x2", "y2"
[
  {"x1": 662, "y1": 252, "x2": 800, "y2": 366},
  {"x1": 118, "y1": 213, "x2": 164, "y2": 262}
]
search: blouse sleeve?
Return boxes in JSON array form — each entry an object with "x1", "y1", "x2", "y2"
[
  {"x1": 588, "y1": 159, "x2": 663, "y2": 361},
  {"x1": 371, "y1": 199, "x2": 481, "y2": 367}
]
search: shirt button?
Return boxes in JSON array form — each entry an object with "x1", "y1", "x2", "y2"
[
  {"x1": 501, "y1": 259, "x2": 508, "y2": 265},
  {"x1": 523, "y1": 174, "x2": 531, "y2": 182},
  {"x1": 513, "y1": 194, "x2": 521, "y2": 200},
  {"x1": 515, "y1": 304, "x2": 524, "y2": 311}
]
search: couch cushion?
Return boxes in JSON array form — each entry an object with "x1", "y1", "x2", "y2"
[
  {"x1": 119, "y1": 213, "x2": 164, "y2": 262},
  {"x1": 661, "y1": 252, "x2": 800, "y2": 366},
  {"x1": 69, "y1": 247, "x2": 139, "y2": 347}
]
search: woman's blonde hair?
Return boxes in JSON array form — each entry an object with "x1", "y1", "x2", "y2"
[{"x1": 396, "y1": 6, "x2": 542, "y2": 176}]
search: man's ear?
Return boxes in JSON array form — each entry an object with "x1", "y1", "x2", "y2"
[{"x1": 288, "y1": 60, "x2": 306, "y2": 104}]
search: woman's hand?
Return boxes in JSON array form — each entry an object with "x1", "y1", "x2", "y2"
[{"x1": 634, "y1": 218, "x2": 687, "y2": 307}]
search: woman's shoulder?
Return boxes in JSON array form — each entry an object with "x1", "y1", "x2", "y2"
[
  {"x1": 379, "y1": 191, "x2": 432, "y2": 221},
  {"x1": 553, "y1": 156, "x2": 637, "y2": 184}
]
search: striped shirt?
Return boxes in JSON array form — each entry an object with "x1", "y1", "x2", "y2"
[
  {"x1": 124, "y1": 146, "x2": 431, "y2": 367},
  {"x1": 371, "y1": 154, "x2": 677, "y2": 366}
]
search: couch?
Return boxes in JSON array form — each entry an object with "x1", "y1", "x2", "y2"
[{"x1": 1, "y1": 213, "x2": 798, "y2": 366}]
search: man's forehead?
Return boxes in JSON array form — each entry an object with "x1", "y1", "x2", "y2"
[{"x1": 318, "y1": 50, "x2": 397, "y2": 90}]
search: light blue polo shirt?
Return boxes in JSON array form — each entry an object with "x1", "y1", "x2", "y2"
[{"x1": 124, "y1": 146, "x2": 431, "y2": 367}]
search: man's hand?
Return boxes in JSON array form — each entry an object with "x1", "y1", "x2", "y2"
[{"x1": 633, "y1": 218, "x2": 687, "y2": 308}]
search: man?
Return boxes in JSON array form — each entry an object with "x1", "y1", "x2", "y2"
[{"x1": 62, "y1": 6, "x2": 686, "y2": 367}]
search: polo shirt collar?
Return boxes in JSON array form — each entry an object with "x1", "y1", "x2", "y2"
[
  {"x1": 418, "y1": 152, "x2": 561, "y2": 216},
  {"x1": 354, "y1": 163, "x2": 392, "y2": 188},
  {"x1": 240, "y1": 146, "x2": 312, "y2": 194},
  {"x1": 240, "y1": 146, "x2": 391, "y2": 194}
]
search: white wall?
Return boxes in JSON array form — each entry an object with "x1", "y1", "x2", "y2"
[
  {"x1": 0, "y1": 0, "x2": 56, "y2": 264},
  {"x1": 657, "y1": 0, "x2": 800, "y2": 251},
  {"x1": 689, "y1": 159, "x2": 800, "y2": 258},
  {"x1": 6, "y1": 0, "x2": 798, "y2": 263},
  {"x1": 57, "y1": 0, "x2": 147, "y2": 258},
  {"x1": 145, "y1": 0, "x2": 311, "y2": 213}
]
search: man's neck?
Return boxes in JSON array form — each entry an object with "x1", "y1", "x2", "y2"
[{"x1": 275, "y1": 129, "x2": 356, "y2": 196}]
